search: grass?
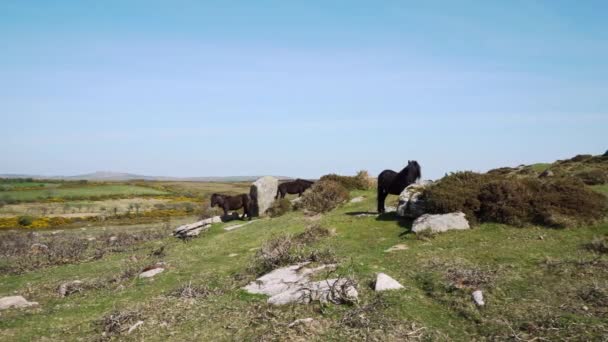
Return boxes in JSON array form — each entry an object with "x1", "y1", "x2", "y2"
[
  {"x1": 0, "y1": 182, "x2": 60, "y2": 191},
  {"x1": 0, "y1": 185, "x2": 168, "y2": 202},
  {"x1": 593, "y1": 184, "x2": 608, "y2": 195},
  {"x1": 0, "y1": 189, "x2": 607, "y2": 340}
]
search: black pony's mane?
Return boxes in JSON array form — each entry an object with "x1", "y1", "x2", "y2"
[{"x1": 398, "y1": 160, "x2": 421, "y2": 184}]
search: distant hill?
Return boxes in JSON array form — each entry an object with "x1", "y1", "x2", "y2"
[{"x1": 0, "y1": 171, "x2": 291, "y2": 182}]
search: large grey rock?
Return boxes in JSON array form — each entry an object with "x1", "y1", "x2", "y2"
[
  {"x1": 374, "y1": 273, "x2": 404, "y2": 292},
  {"x1": 412, "y1": 212, "x2": 470, "y2": 233},
  {"x1": 0, "y1": 296, "x2": 38, "y2": 310},
  {"x1": 243, "y1": 262, "x2": 357, "y2": 305},
  {"x1": 250, "y1": 176, "x2": 279, "y2": 217},
  {"x1": 397, "y1": 180, "x2": 433, "y2": 218}
]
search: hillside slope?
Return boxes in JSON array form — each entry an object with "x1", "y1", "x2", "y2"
[{"x1": 1, "y1": 189, "x2": 607, "y2": 341}]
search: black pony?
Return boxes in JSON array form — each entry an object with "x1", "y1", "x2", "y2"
[
  {"x1": 275, "y1": 179, "x2": 314, "y2": 199},
  {"x1": 377, "y1": 160, "x2": 421, "y2": 213},
  {"x1": 210, "y1": 193, "x2": 252, "y2": 220}
]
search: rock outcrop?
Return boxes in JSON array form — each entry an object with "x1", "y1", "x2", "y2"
[
  {"x1": 250, "y1": 176, "x2": 279, "y2": 217},
  {"x1": 243, "y1": 262, "x2": 358, "y2": 305},
  {"x1": 412, "y1": 212, "x2": 470, "y2": 234},
  {"x1": 397, "y1": 180, "x2": 432, "y2": 218}
]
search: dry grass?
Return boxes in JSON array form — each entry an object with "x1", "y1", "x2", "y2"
[{"x1": 248, "y1": 225, "x2": 335, "y2": 276}]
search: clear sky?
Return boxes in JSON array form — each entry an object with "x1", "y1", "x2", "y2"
[{"x1": 1, "y1": 1, "x2": 606, "y2": 179}]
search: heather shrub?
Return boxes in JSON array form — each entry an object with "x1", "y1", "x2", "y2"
[
  {"x1": 301, "y1": 180, "x2": 349, "y2": 213},
  {"x1": 267, "y1": 198, "x2": 292, "y2": 217},
  {"x1": 575, "y1": 169, "x2": 608, "y2": 185},
  {"x1": 421, "y1": 172, "x2": 490, "y2": 224},
  {"x1": 422, "y1": 172, "x2": 607, "y2": 227},
  {"x1": 320, "y1": 171, "x2": 371, "y2": 190}
]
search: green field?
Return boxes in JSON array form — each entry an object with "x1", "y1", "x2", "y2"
[
  {"x1": 0, "y1": 184, "x2": 168, "y2": 202},
  {"x1": 1, "y1": 189, "x2": 606, "y2": 341},
  {"x1": 0, "y1": 182, "x2": 60, "y2": 191}
]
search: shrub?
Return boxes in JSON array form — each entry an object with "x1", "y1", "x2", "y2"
[
  {"x1": 250, "y1": 225, "x2": 335, "y2": 275},
  {"x1": 585, "y1": 235, "x2": 608, "y2": 254},
  {"x1": 267, "y1": 198, "x2": 292, "y2": 217},
  {"x1": 300, "y1": 180, "x2": 349, "y2": 213},
  {"x1": 422, "y1": 172, "x2": 607, "y2": 227},
  {"x1": 575, "y1": 169, "x2": 608, "y2": 185},
  {"x1": 320, "y1": 171, "x2": 371, "y2": 190},
  {"x1": 18, "y1": 215, "x2": 35, "y2": 227},
  {"x1": 421, "y1": 172, "x2": 490, "y2": 224}
]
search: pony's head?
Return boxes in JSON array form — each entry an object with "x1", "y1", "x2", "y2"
[
  {"x1": 406, "y1": 160, "x2": 421, "y2": 184},
  {"x1": 210, "y1": 193, "x2": 222, "y2": 207}
]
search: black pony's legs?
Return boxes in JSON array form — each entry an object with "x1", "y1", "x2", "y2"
[{"x1": 377, "y1": 187, "x2": 387, "y2": 213}]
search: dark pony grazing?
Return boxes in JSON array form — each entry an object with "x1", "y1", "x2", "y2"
[
  {"x1": 275, "y1": 179, "x2": 314, "y2": 199},
  {"x1": 377, "y1": 160, "x2": 421, "y2": 213},
  {"x1": 210, "y1": 193, "x2": 252, "y2": 220}
]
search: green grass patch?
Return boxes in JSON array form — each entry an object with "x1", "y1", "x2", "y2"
[{"x1": 0, "y1": 185, "x2": 168, "y2": 202}]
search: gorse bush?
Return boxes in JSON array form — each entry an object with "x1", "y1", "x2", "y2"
[
  {"x1": 319, "y1": 170, "x2": 373, "y2": 190},
  {"x1": 18, "y1": 215, "x2": 35, "y2": 227},
  {"x1": 422, "y1": 172, "x2": 607, "y2": 227},
  {"x1": 300, "y1": 180, "x2": 349, "y2": 213}
]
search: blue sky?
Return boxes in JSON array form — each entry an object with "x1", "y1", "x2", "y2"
[{"x1": 1, "y1": 1, "x2": 606, "y2": 179}]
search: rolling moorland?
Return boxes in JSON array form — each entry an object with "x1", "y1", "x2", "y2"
[{"x1": 0, "y1": 153, "x2": 607, "y2": 341}]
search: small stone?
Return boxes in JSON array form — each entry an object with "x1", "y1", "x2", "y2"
[
  {"x1": 139, "y1": 268, "x2": 164, "y2": 278},
  {"x1": 349, "y1": 196, "x2": 365, "y2": 203},
  {"x1": 108, "y1": 236, "x2": 118, "y2": 242},
  {"x1": 384, "y1": 244, "x2": 408, "y2": 252},
  {"x1": 472, "y1": 290, "x2": 485, "y2": 306},
  {"x1": 128, "y1": 320, "x2": 144, "y2": 334},
  {"x1": 228, "y1": 253, "x2": 238, "y2": 257},
  {"x1": 374, "y1": 273, "x2": 404, "y2": 292},
  {"x1": 288, "y1": 318, "x2": 314, "y2": 328}
]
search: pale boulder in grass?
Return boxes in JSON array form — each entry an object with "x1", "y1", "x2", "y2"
[
  {"x1": 374, "y1": 273, "x2": 404, "y2": 292},
  {"x1": 412, "y1": 212, "x2": 470, "y2": 234},
  {"x1": 397, "y1": 180, "x2": 433, "y2": 218},
  {"x1": 0, "y1": 296, "x2": 38, "y2": 310},
  {"x1": 139, "y1": 267, "x2": 164, "y2": 279}
]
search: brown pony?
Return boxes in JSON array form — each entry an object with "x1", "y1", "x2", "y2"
[
  {"x1": 275, "y1": 179, "x2": 314, "y2": 199},
  {"x1": 210, "y1": 193, "x2": 252, "y2": 220}
]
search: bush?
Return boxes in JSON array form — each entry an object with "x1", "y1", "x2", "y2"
[
  {"x1": 575, "y1": 169, "x2": 608, "y2": 185},
  {"x1": 319, "y1": 171, "x2": 372, "y2": 191},
  {"x1": 300, "y1": 180, "x2": 349, "y2": 213},
  {"x1": 267, "y1": 198, "x2": 292, "y2": 217},
  {"x1": 18, "y1": 215, "x2": 35, "y2": 227},
  {"x1": 422, "y1": 172, "x2": 607, "y2": 227}
]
